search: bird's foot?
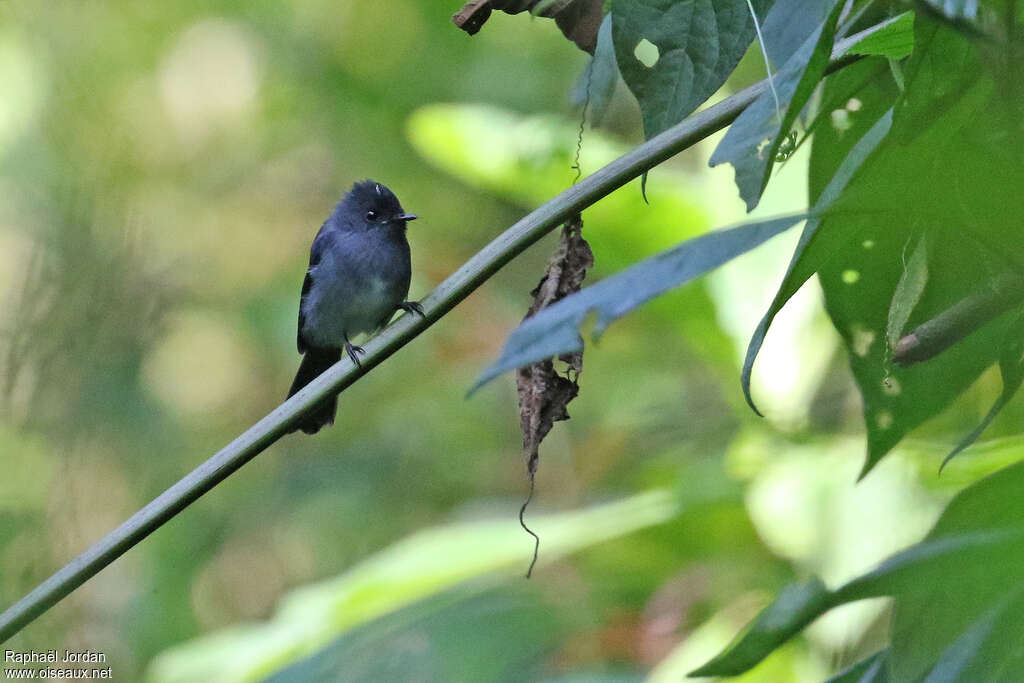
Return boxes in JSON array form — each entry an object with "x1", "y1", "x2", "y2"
[
  {"x1": 400, "y1": 300, "x2": 425, "y2": 317},
  {"x1": 345, "y1": 342, "x2": 366, "y2": 366}
]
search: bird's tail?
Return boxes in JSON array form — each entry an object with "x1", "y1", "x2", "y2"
[{"x1": 287, "y1": 347, "x2": 342, "y2": 434}]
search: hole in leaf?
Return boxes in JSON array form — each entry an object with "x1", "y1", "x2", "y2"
[
  {"x1": 634, "y1": 39, "x2": 659, "y2": 68},
  {"x1": 882, "y1": 377, "x2": 902, "y2": 395},
  {"x1": 846, "y1": 98, "x2": 862, "y2": 112},
  {"x1": 851, "y1": 325, "x2": 875, "y2": 357},
  {"x1": 841, "y1": 269, "x2": 860, "y2": 284},
  {"x1": 830, "y1": 109, "x2": 852, "y2": 132},
  {"x1": 862, "y1": 239, "x2": 875, "y2": 249}
]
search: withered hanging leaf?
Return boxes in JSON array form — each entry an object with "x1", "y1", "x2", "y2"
[
  {"x1": 452, "y1": 0, "x2": 604, "y2": 53},
  {"x1": 516, "y1": 214, "x2": 593, "y2": 473}
]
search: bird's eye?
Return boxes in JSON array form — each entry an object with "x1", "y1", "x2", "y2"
[{"x1": 366, "y1": 210, "x2": 378, "y2": 221}]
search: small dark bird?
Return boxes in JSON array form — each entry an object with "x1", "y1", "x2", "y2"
[{"x1": 287, "y1": 180, "x2": 421, "y2": 434}]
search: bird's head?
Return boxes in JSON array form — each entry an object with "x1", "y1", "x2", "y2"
[{"x1": 342, "y1": 180, "x2": 417, "y2": 231}]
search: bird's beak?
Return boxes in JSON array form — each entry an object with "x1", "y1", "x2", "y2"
[{"x1": 394, "y1": 213, "x2": 418, "y2": 222}]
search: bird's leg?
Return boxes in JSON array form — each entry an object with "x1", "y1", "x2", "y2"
[
  {"x1": 399, "y1": 300, "x2": 425, "y2": 317},
  {"x1": 343, "y1": 334, "x2": 365, "y2": 366}
]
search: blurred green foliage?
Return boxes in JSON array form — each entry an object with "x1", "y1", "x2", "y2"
[
  {"x1": 696, "y1": 456, "x2": 1024, "y2": 681},
  {"x1": 1, "y1": 2, "x2": 1023, "y2": 682},
  {"x1": 149, "y1": 491, "x2": 679, "y2": 682}
]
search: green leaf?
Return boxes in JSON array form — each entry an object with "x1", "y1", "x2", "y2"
[
  {"x1": 806, "y1": 58, "x2": 900, "y2": 204},
  {"x1": 886, "y1": 233, "x2": 929, "y2": 351},
  {"x1": 846, "y1": 12, "x2": 915, "y2": 59},
  {"x1": 710, "y1": 0, "x2": 843, "y2": 211},
  {"x1": 472, "y1": 214, "x2": 804, "y2": 391},
  {"x1": 694, "y1": 460, "x2": 1024, "y2": 679},
  {"x1": 941, "y1": 315, "x2": 1024, "y2": 469},
  {"x1": 647, "y1": 595, "x2": 820, "y2": 682},
  {"x1": 889, "y1": 461, "x2": 1024, "y2": 682},
  {"x1": 611, "y1": 0, "x2": 773, "y2": 139},
  {"x1": 582, "y1": 14, "x2": 619, "y2": 126},
  {"x1": 817, "y1": 21, "x2": 1024, "y2": 475},
  {"x1": 918, "y1": 589, "x2": 1024, "y2": 683},
  {"x1": 819, "y1": 222, "x2": 1014, "y2": 477},
  {"x1": 835, "y1": 530, "x2": 1024, "y2": 601},
  {"x1": 689, "y1": 579, "x2": 831, "y2": 677},
  {"x1": 741, "y1": 107, "x2": 894, "y2": 415},
  {"x1": 888, "y1": 20, "x2": 981, "y2": 143},
  {"x1": 691, "y1": 529, "x2": 1024, "y2": 677},
  {"x1": 824, "y1": 650, "x2": 889, "y2": 683}
]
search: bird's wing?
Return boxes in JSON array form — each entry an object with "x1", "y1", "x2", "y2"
[{"x1": 297, "y1": 229, "x2": 330, "y2": 354}]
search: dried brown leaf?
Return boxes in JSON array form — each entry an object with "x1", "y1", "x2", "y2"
[
  {"x1": 516, "y1": 214, "x2": 594, "y2": 472},
  {"x1": 452, "y1": 0, "x2": 604, "y2": 53}
]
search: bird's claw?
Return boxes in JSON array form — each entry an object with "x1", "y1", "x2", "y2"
[
  {"x1": 345, "y1": 342, "x2": 366, "y2": 366},
  {"x1": 400, "y1": 301, "x2": 425, "y2": 317}
]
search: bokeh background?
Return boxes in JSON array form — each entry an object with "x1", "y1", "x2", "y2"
[{"x1": 1, "y1": 2, "x2": 1021, "y2": 681}]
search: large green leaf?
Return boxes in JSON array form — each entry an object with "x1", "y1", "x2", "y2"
[
  {"x1": 611, "y1": 0, "x2": 772, "y2": 139},
  {"x1": 818, "y1": 21, "x2": 1024, "y2": 475},
  {"x1": 818, "y1": 221, "x2": 1015, "y2": 477},
  {"x1": 690, "y1": 579, "x2": 833, "y2": 676},
  {"x1": 743, "y1": 18, "x2": 1023, "y2": 473},
  {"x1": 709, "y1": 0, "x2": 843, "y2": 211},
  {"x1": 693, "y1": 459, "x2": 1024, "y2": 680},
  {"x1": 806, "y1": 58, "x2": 900, "y2": 204},
  {"x1": 888, "y1": 461, "x2": 1024, "y2": 682}
]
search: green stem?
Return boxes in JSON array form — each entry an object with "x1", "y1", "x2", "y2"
[{"x1": 892, "y1": 272, "x2": 1024, "y2": 366}]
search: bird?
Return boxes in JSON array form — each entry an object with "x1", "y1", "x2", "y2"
[{"x1": 287, "y1": 180, "x2": 422, "y2": 434}]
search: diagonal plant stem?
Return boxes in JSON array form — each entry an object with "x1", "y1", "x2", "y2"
[
  {"x1": 0, "y1": 47, "x2": 866, "y2": 642},
  {"x1": 892, "y1": 271, "x2": 1024, "y2": 366}
]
